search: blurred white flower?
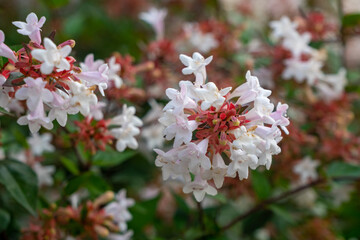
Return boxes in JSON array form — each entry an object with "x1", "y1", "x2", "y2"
[
  {"x1": 27, "y1": 133, "x2": 54, "y2": 156},
  {"x1": 140, "y1": 8, "x2": 167, "y2": 40},
  {"x1": 293, "y1": 156, "x2": 320, "y2": 184},
  {"x1": 33, "y1": 162, "x2": 55, "y2": 187},
  {"x1": 105, "y1": 190, "x2": 135, "y2": 232}
]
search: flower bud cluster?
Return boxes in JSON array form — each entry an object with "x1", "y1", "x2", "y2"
[{"x1": 154, "y1": 52, "x2": 290, "y2": 202}]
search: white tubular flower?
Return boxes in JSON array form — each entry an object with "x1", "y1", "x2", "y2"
[
  {"x1": 230, "y1": 71, "x2": 271, "y2": 105},
  {"x1": 27, "y1": 133, "x2": 54, "y2": 156},
  {"x1": 316, "y1": 68, "x2": 347, "y2": 101},
  {"x1": 154, "y1": 148, "x2": 190, "y2": 182},
  {"x1": 183, "y1": 174, "x2": 217, "y2": 202},
  {"x1": 269, "y1": 16, "x2": 298, "y2": 41},
  {"x1": 33, "y1": 162, "x2": 55, "y2": 187},
  {"x1": 107, "y1": 56, "x2": 123, "y2": 88},
  {"x1": 163, "y1": 113, "x2": 198, "y2": 148},
  {"x1": 178, "y1": 138, "x2": 211, "y2": 172},
  {"x1": 293, "y1": 156, "x2": 320, "y2": 184},
  {"x1": 76, "y1": 63, "x2": 109, "y2": 96},
  {"x1": 12, "y1": 12, "x2": 46, "y2": 45},
  {"x1": 155, "y1": 52, "x2": 290, "y2": 201},
  {"x1": 80, "y1": 53, "x2": 105, "y2": 72},
  {"x1": 142, "y1": 124, "x2": 165, "y2": 150},
  {"x1": 67, "y1": 81, "x2": 98, "y2": 116},
  {"x1": 203, "y1": 153, "x2": 228, "y2": 188},
  {"x1": 183, "y1": 23, "x2": 218, "y2": 53},
  {"x1": 179, "y1": 52, "x2": 213, "y2": 85},
  {"x1": 282, "y1": 32, "x2": 313, "y2": 58},
  {"x1": 195, "y1": 82, "x2": 232, "y2": 110},
  {"x1": 105, "y1": 190, "x2": 135, "y2": 232},
  {"x1": 110, "y1": 105, "x2": 143, "y2": 152},
  {"x1": 282, "y1": 57, "x2": 324, "y2": 85},
  {"x1": 163, "y1": 81, "x2": 197, "y2": 113},
  {"x1": 139, "y1": 7, "x2": 167, "y2": 40},
  {"x1": 0, "y1": 30, "x2": 17, "y2": 62},
  {"x1": 32, "y1": 38, "x2": 71, "y2": 74}
]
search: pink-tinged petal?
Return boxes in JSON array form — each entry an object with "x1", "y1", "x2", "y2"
[
  {"x1": 40, "y1": 62, "x2": 54, "y2": 74},
  {"x1": 0, "y1": 30, "x2": 4, "y2": 43},
  {"x1": 42, "y1": 89, "x2": 54, "y2": 103},
  {"x1": 12, "y1": 21, "x2": 26, "y2": 29},
  {"x1": 43, "y1": 38, "x2": 57, "y2": 51},
  {"x1": 15, "y1": 88, "x2": 29, "y2": 100},
  {"x1": 17, "y1": 28, "x2": 31, "y2": 35},
  {"x1": 0, "y1": 43, "x2": 17, "y2": 63},
  {"x1": 29, "y1": 30, "x2": 42, "y2": 45},
  {"x1": 38, "y1": 16, "x2": 46, "y2": 27},
  {"x1": 26, "y1": 13, "x2": 38, "y2": 24},
  {"x1": 31, "y1": 49, "x2": 46, "y2": 61},
  {"x1": 59, "y1": 45, "x2": 71, "y2": 57}
]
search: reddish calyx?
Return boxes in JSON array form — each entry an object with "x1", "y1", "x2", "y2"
[{"x1": 188, "y1": 101, "x2": 248, "y2": 153}]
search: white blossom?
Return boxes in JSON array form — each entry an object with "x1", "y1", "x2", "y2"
[
  {"x1": 105, "y1": 190, "x2": 134, "y2": 232},
  {"x1": 293, "y1": 156, "x2": 320, "y2": 184},
  {"x1": 32, "y1": 38, "x2": 71, "y2": 74},
  {"x1": 27, "y1": 133, "x2": 54, "y2": 156},
  {"x1": 12, "y1": 12, "x2": 45, "y2": 45}
]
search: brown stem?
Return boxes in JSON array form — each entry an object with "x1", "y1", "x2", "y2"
[{"x1": 197, "y1": 201, "x2": 205, "y2": 233}]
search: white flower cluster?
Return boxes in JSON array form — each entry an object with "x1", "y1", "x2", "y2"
[
  {"x1": 270, "y1": 16, "x2": 347, "y2": 101},
  {"x1": 105, "y1": 190, "x2": 134, "y2": 238},
  {"x1": 154, "y1": 52, "x2": 290, "y2": 202},
  {"x1": 0, "y1": 13, "x2": 122, "y2": 134}
]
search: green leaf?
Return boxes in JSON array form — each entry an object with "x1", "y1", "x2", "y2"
[
  {"x1": 342, "y1": 13, "x2": 360, "y2": 28},
  {"x1": 0, "y1": 160, "x2": 38, "y2": 215},
  {"x1": 60, "y1": 157, "x2": 80, "y2": 175},
  {"x1": 93, "y1": 148, "x2": 136, "y2": 167},
  {"x1": 269, "y1": 205, "x2": 295, "y2": 224},
  {"x1": 251, "y1": 171, "x2": 272, "y2": 200},
  {"x1": 0, "y1": 208, "x2": 10, "y2": 232},
  {"x1": 0, "y1": 106, "x2": 13, "y2": 116},
  {"x1": 64, "y1": 172, "x2": 110, "y2": 196},
  {"x1": 326, "y1": 162, "x2": 360, "y2": 178}
]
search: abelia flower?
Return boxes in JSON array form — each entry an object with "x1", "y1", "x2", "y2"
[
  {"x1": 67, "y1": 81, "x2": 98, "y2": 116},
  {"x1": 183, "y1": 23, "x2": 219, "y2": 53},
  {"x1": 33, "y1": 162, "x2": 55, "y2": 187},
  {"x1": 155, "y1": 53, "x2": 290, "y2": 201},
  {"x1": 105, "y1": 190, "x2": 134, "y2": 232},
  {"x1": 179, "y1": 52, "x2": 213, "y2": 85},
  {"x1": 139, "y1": 8, "x2": 167, "y2": 40},
  {"x1": 107, "y1": 56, "x2": 123, "y2": 88},
  {"x1": 269, "y1": 16, "x2": 298, "y2": 41},
  {"x1": 110, "y1": 105, "x2": 143, "y2": 152},
  {"x1": 293, "y1": 156, "x2": 320, "y2": 184},
  {"x1": 183, "y1": 174, "x2": 217, "y2": 202},
  {"x1": 27, "y1": 133, "x2": 55, "y2": 156},
  {"x1": 32, "y1": 38, "x2": 72, "y2": 74},
  {"x1": 0, "y1": 30, "x2": 17, "y2": 62},
  {"x1": 12, "y1": 12, "x2": 45, "y2": 45}
]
